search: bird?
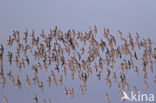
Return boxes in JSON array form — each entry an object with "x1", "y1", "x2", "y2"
[
  {"x1": 134, "y1": 86, "x2": 138, "y2": 95},
  {"x1": 49, "y1": 99, "x2": 52, "y2": 103},
  {"x1": 118, "y1": 30, "x2": 123, "y2": 39},
  {"x1": 26, "y1": 75, "x2": 31, "y2": 89},
  {"x1": 34, "y1": 95, "x2": 38, "y2": 103},
  {"x1": 80, "y1": 85, "x2": 84, "y2": 95},
  {"x1": 40, "y1": 29, "x2": 46, "y2": 38},
  {"x1": 7, "y1": 51, "x2": 13, "y2": 65},
  {"x1": 113, "y1": 72, "x2": 117, "y2": 82},
  {"x1": 59, "y1": 75, "x2": 63, "y2": 86},
  {"x1": 1, "y1": 77, "x2": 6, "y2": 88},
  {"x1": 51, "y1": 71, "x2": 57, "y2": 86},
  {"x1": 126, "y1": 83, "x2": 130, "y2": 91},
  {"x1": 106, "y1": 93, "x2": 110, "y2": 103},
  {"x1": 64, "y1": 87, "x2": 68, "y2": 96},
  {"x1": 43, "y1": 99, "x2": 47, "y2": 103},
  {"x1": 154, "y1": 75, "x2": 156, "y2": 84},
  {"x1": 144, "y1": 81, "x2": 149, "y2": 88},
  {"x1": 143, "y1": 71, "x2": 148, "y2": 80},
  {"x1": 47, "y1": 76, "x2": 52, "y2": 87},
  {"x1": 94, "y1": 25, "x2": 97, "y2": 34},
  {"x1": 7, "y1": 35, "x2": 14, "y2": 46},
  {"x1": 69, "y1": 88, "x2": 74, "y2": 99},
  {"x1": 16, "y1": 75, "x2": 22, "y2": 88},
  {"x1": 39, "y1": 81, "x2": 44, "y2": 92},
  {"x1": 134, "y1": 66, "x2": 139, "y2": 76},
  {"x1": 25, "y1": 55, "x2": 30, "y2": 65},
  {"x1": 3, "y1": 96, "x2": 8, "y2": 103}
]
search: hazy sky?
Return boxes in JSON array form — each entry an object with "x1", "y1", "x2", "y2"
[
  {"x1": 0, "y1": 0, "x2": 156, "y2": 103},
  {"x1": 1, "y1": 0, "x2": 156, "y2": 36}
]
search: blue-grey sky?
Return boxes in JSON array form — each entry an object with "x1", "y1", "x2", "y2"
[{"x1": 0, "y1": 0, "x2": 156, "y2": 103}]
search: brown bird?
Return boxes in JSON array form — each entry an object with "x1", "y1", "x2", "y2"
[
  {"x1": 49, "y1": 99, "x2": 52, "y2": 103},
  {"x1": 126, "y1": 83, "x2": 130, "y2": 91},
  {"x1": 144, "y1": 81, "x2": 149, "y2": 88},
  {"x1": 118, "y1": 30, "x2": 123, "y2": 39},
  {"x1": 11, "y1": 75, "x2": 15, "y2": 85},
  {"x1": 26, "y1": 75, "x2": 31, "y2": 89},
  {"x1": 94, "y1": 25, "x2": 97, "y2": 35},
  {"x1": 43, "y1": 99, "x2": 47, "y2": 103},
  {"x1": 69, "y1": 88, "x2": 74, "y2": 99},
  {"x1": 51, "y1": 71, "x2": 57, "y2": 86},
  {"x1": 134, "y1": 66, "x2": 139, "y2": 76},
  {"x1": 16, "y1": 75, "x2": 22, "y2": 88},
  {"x1": 39, "y1": 81, "x2": 44, "y2": 92},
  {"x1": 154, "y1": 75, "x2": 156, "y2": 84},
  {"x1": 40, "y1": 29, "x2": 46, "y2": 38},
  {"x1": 106, "y1": 93, "x2": 110, "y2": 103},
  {"x1": 80, "y1": 85, "x2": 84, "y2": 95},
  {"x1": 1, "y1": 77, "x2": 6, "y2": 88},
  {"x1": 143, "y1": 71, "x2": 148, "y2": 80},
  {"x1": 134, "y1": 86, "x2": 138, "y2": 95},
  {"x1": 113, "y1": 72, "x2": 117, "y2": 82},
  {"x1": 7, "y1": 51, "x2": 13, "y2": 65},
  {"x1": 59, "y1": 75, "x2": 63, "y2": 86},
  {"x1": 3, "y1": 96, "x2": 8, "y2": 103},
  {"x1": 7, "y1": 35, "x2": 14, "y2": 46},
  {"x1": 23, "y1": 28, "x2": 28, "y2": 43}
]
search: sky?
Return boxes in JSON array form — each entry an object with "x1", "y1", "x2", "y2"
[{"x1": 0, "y1": 0, "x2": 156, "y2": 103}]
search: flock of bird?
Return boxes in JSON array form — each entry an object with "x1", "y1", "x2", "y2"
[{"x1": 0, "y1": 26, "x2": 156, "y2": 103}]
